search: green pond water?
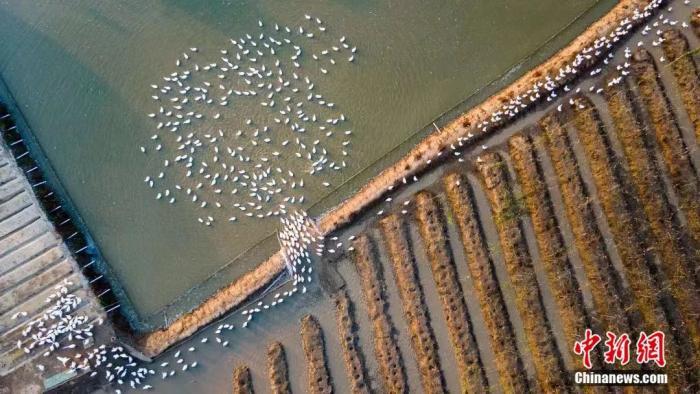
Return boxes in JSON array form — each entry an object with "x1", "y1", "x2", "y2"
[{"x1": 0, "y1": 0, "x2": 613, "y2": 329}]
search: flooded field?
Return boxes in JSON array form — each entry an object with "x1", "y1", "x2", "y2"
[{"x1": 0, "y1": 0, "x2": 613, "y2": 327}]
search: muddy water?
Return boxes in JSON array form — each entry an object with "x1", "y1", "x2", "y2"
[{"x1": 0, "y1": 0, "x2": 613, "y2": 327}]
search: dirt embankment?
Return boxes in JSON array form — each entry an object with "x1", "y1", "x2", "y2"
[
  {"x1": 379, "y1": 214, "x2": 446, "y2": 394},
  {"x1": 352, "y1": 235, "x2": 407, "y2": 393},
  {"x1": 300, "y1": 314, "x2": 333, "y2": 394},
  {"x1": 267, "y1": 342, "x2": 291, "y2": 394},
  {"x1": 630, "y1": 49, "x2": 700, "y2": 245},
  {"x1": 662, "y1": 29, "x2": 700, "y2": 144},
  {"x1": 414, "y1": 191, "x2": 488, "y2": 393},
  {"x1": 539, "y1": 114, "x2": 632, "y2": 335},
  {"x1": 331, "y1": 289, "x2": 370, "y2": 394},
  {"x1": 443, "y1": 172, "x2": 529, "y2": 393},
  {"x1": 476, "y1": 152, "x2": 569, "y2": 393},
  {"x1": 232, "y1": 365, "x2": 254, "y2": 394},
  {"x1": 508, "y1": 133, "x2": 592, "y2": 365}
]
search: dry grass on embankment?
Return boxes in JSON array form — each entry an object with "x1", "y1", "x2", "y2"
[
  {"x1": 232, "y1": 365, "x2": 254, "y2": 394},
  {"x1": 135, "y1": 0, "x2": 654, "y2": 357},
  {"x1": 379, "y1": 214, "x2": 446, "y2": 394},
  {"x1": 539, "y1": 114, "x2": 632, "y2": 335},
  {"x1": 508, "y1": 133, "x2": 591, "y2": 363},
  {"x1": 300, "y1": 314, "x2": 333, "y2": 394},
  {"x1": 331, "y1": 289, "x2": 370, "y2": 394},
  {"x1": 352, "y1": 235, "x2": 407, "y2": 393},
  {"x1": 267, "y1": 342, "x2": 291, "y2": 394},
  {"x1": 414, "y1": 191, "x2": 488, "y2": 393},
  {"x1": 442, "y1": 172, "x2": 529, "y2": 393},
  {"x1": 662, "y1": 28, "x2": 700, "y2": 143},
  {"x1": 476, "y1": 152, "x2": 569, "y2": 393}
]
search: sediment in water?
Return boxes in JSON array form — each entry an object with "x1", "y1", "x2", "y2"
[
  {"x1": 267, "y1": 342, "x2": 291, "y2": 394},
  {"x1": 300, "y1": 314, "x2": 333, "y2": 394},
  {"x1": 414, "y1": 191, "x2": 488, "y2": 393},
  {"x1": 331, "y1": 289, "x2": 370, "y2": 394},
  {"x1": 475, "y1": 152, "x2": 569, "y2": 393},
  {"x1": 352, "y1": 235, "x2": 407, "y2": 393},
  {"x1": 379, "y1": 214, "x2": 446, "y2": 394},
  {"x1": 442, "y1": 172, "x2": 529, "y2": 393}
]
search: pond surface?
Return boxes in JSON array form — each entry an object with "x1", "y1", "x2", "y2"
[{"x1": 0, "y1": 0, "x2": 613, "y2": 328}]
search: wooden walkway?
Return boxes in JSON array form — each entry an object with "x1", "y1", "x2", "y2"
[{"x1": 0, "y1": 138, "x2": 106, "y2": 376}]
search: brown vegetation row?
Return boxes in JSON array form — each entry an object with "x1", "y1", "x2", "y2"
[
  {"x1": 475, "y1": 152, "x2": 569, "y2": 392},
  {"x1": 414, "y1": 191, "x2": 488, "y2": 393},
  {"x1": 539, "y1": 114, "x2": 632, "y2": 335},
  {"x1": 443, "y1": 172, "x2": 529, "y2": 393},
  {"x1": 603, "y1": 78, "x2": 700, "y2": 372},
  {"x1": 662, "y1": 29, "x2": 700, "y2": 144},
  {"x1": 232, "y1": 365, "x2": 254, "y2": 394},
  {"x1": 508, "y1": 134, "x2": 592, "y2": 364},
  {"x1": 379, "y1": 214, "x2": 445, "y2": 394},
  {"x1": 300, "y1": 314, "x2": 333, "y2": 394},
  {"x1": 352, "y1": 235, "x2": 407, "y2": 393},
  {"x1": 331, "y1": 289, "x2": 370, "y2": 394},
  {"x1": 569, "y1": 98, "x2": 694, "y2": 386},
  {"x1": 267, "y1": 342, "x2": 291, "y2": 394},
  {"x1": 692, "y1": 8, "x2": 700, "y2": 39},
  {"x1": 629, "y1": 49, "x2": 700, "y2": 248}
]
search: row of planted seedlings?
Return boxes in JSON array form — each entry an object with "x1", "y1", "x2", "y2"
[
  {"x1": 0, "y1": 105, "x2": 125, "y2": 325},
  {"x1": 351, "y1": 234, "x2": 407, "y2": 393},
  {"x1": 299, "y1": 314, "x2": 333, "y2": 393},
  {"x1": 331, "y1": 289, "x2": 370, "y2": 394},
  {"x1": 267, "y1": 341, "x2": 291, "y2": 394},
  {"x1": 378, "y1": 214, "x2": 447, "y2": 394}
]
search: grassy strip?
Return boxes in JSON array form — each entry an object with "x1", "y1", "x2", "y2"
[
  {"x1": 232, "y1": 365, "x2": 254, "y2": 394},
  {"x1": 571, "y1": 97, "x2": 696, "y2": 382},
  {"x1": 443, "y1": 172, "x2": 529, "y2": 393},
  {"x1": 475, "y1": 153, "x2": 569, "y2": 392},
  {"x1": 267, "y1": 342, "x2": 291, "y2": 394},
  {"x1": 662, "y1": 29, "x2": 700, "y2": 144},
  {"x1": 379, "y1": 214, "x2": 446, "y2": 394},
  {"x1": 539, "y1": 114, "x2": 633, "y2": 335},
  {"x1": 353, "y1": 235, "x2": 407, "y2": 393},
  {"x1": 508, "y1": 134, "x2": 592, "y2": 362},
  {"x1": 332, "y1": 289, "x2": 371, "y2": 394},
  {"x1": 414, "y1": 191, "x2": 489, "y2": 393},
  {"x1": 300, "y1": 314, "x2": 333, "y2": 394},
  {"x1": 605, "y1": 76, "x2": 700, "y2": 355},
  {"x1": 630, "y1": 49, "x2": 700, "y2": 245}
]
